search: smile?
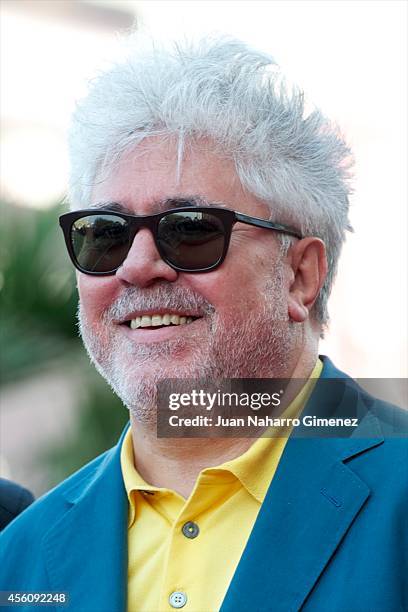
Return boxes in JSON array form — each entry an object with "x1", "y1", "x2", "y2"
[{"x1": 125, "y1": 313, "x2": 199, "y2": 330}]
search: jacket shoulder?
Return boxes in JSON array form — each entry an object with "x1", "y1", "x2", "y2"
[
  {"x1": 363, "y1": 395, "x2": 408, "y2": 436},
  {"x1": 321, "y1": 355, "x2": 408, "y2": 437},
  {"x1": 0, "y1": 447, "x2": 113, "y2": 542}
]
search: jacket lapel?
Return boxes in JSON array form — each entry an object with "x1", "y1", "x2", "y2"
[
  {"x1": 43, "y1": 425, "x2": 130, "y2": 612},
  {"x1": 220, "y1": 358, "x2": 384, "y2": 612}
]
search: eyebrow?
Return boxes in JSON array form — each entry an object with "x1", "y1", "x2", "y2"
[{"x1": 89, "y1": 195, "x2": 226, "y2": 214}]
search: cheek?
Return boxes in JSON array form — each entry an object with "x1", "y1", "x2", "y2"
[
  {"x1": 184, "y1": 259, "x2": 263, "y2": 313},
  {"x1": 188, "y1": 245, "x2": 290, "y2": 318},
  {"x1": 77, "y1": 274, "x2": 120, "y2": 324}
]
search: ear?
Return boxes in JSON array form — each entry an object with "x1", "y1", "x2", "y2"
[{"x1": 287, "y1": 237, "x2": 328, "y2": 323}]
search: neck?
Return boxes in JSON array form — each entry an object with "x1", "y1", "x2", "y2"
[{"x1": 130, "y1": 346, "x2": 319, "y2": 498}]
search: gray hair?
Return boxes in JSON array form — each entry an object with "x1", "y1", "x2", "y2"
[{"x1": 68, "y1": 36, "x2": 354, "y2": 326}]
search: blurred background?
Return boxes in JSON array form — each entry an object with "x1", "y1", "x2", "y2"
[{"x1": 1, "y1": 0, "x2": 407, "y2": 497}]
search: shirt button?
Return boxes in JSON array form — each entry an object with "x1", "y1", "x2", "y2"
[
  {"x1": 182, "y1": 521, "x2": 200, "y2": 539},
  {"x1": 169, "y1": 591, "x2": 187, "y2": 608}
]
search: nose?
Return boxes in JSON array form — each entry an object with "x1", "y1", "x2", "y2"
[{"x1": 115, "y1": 228, "x2": 178, "y2": 287}]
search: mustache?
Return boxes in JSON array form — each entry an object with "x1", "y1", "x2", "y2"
[{"x1": 102, "y1": 283, "x2": 215, "y2": 321}]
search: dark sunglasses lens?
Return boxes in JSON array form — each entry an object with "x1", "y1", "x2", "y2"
[
  {"x1": 157, "y1": 211, "x2": 226, "y2": 270},
  {"x1": 71, "y1": 215, "x2": 130, "y2": 273}
]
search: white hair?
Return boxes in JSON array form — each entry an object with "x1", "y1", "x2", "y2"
[{"x1": 68, "y1": 35, "x2": 354, "y2": 325}]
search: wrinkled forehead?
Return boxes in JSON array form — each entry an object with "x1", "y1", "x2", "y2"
[
  {"x1": 88, "y1": 195, "x2": 226, "y2": 216},
  {"x1": 90, "y1": 137, "x2": 271, "y2": 219}
]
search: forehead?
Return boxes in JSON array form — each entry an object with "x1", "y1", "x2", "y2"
[{"x1": 91, "y1": 138, "x2": 269, "y2": 218}]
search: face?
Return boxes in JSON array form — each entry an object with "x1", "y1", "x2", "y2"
[{"x1": 77, "y1": 139, "x2": 300, "y2": 423}]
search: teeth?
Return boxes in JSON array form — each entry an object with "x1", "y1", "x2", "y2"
[{"x1": 129, "y1": 314, "x2": 195, "y2": 329}]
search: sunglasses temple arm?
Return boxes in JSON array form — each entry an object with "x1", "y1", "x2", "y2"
[{"x1": 234, "y1": 212, "x2": 302, "y2": 239}]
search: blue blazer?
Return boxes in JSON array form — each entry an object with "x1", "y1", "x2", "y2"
[{"x1": 1, "y1": 357, "x2": 407, "y2": 611}]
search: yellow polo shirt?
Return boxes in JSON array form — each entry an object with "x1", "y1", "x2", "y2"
[{"x1": 121, "y1": 360, "x2": 322, "y2": 612}]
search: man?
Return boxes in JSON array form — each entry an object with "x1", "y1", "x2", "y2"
[{"x1": 1, "y1": 37, "x2": 406, "y2": 612}]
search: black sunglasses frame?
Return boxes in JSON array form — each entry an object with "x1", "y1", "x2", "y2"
[{"x1": 59, "y1": 206, "x2": 303, "y2": 276}]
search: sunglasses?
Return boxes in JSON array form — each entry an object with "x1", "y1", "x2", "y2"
[{"x1": 59, "y1": 206, "x2": 302, "y2": 275}]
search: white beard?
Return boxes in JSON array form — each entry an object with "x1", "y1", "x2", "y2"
[{"x1": 78, "y1": 260, "x2": 299, "y2": 425}]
